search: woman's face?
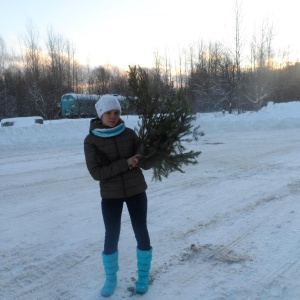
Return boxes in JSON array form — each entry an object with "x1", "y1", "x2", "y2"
[{"x1": 101, "y1": 110, "x2": 120, "y2": 127}]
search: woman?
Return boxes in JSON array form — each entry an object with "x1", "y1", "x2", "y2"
[{"x1": 84, "y1": 94, "x2": 153, "y2": 297}]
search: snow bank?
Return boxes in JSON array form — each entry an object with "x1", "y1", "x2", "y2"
[
  {"x1": 196, "y1": 101, "x2": 300, "y2": 133},
  {"x1": 1, "y1": 116, "x2": 43, "y2": 127},
  {"x1": 0, "y1": 102, "x2": 299, "y2": 149}
]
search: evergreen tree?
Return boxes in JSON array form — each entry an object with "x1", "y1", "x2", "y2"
[{"x1": 128, "y1": 65, "x2": 203, "y2": 181}]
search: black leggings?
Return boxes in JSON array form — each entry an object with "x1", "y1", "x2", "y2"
[{"x1": 101, "y1": 191, "x2": 151, "y2": 254}]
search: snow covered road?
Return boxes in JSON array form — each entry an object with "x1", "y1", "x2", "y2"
[{"x1": 1, "y1": 115, "x2": 300, "y2": 299}]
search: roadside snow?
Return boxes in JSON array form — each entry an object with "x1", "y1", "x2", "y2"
[{"x1": 0, "y1": 101, "x2": 300, "y2": 299}]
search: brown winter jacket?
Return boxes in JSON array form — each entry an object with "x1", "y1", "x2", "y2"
[{"x1": 84, "y1": 118, "x2": 153, "y2": 198}]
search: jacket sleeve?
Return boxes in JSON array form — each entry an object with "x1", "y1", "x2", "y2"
[
  {"x1": 139, "y1": 155, "x2": 158, "y2": 170},
  {"x1": 84, "y1": 137, "x2": 129, "y2": 181}
]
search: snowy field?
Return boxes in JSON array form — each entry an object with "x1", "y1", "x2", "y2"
[{"x1": 1, "y1": 101, "x2": 300, "y2": 300}]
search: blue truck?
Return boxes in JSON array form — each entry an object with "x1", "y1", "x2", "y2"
[{"x1": 60, "y1": 93, "x2": 127, "y2": 118}]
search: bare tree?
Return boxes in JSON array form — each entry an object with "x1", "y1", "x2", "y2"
[
  {"x1": 233, "y1": 0, "x2": 243, "y2": 113},
  {"x1": 187, "y1": 40, "x2": 211, "y2": 111},
  {"x1": 153, "y1": 50, "x2": 174, "y2": 93},
  {"x1": 46, "y1": 28, "x2": 85, "y2": 118},
  {"x1": 22, "y1": 20, "x2": 42, "y2": 83},
  {"x1": 47, "y1": 28, "x2": 67, "y2": 95},
  {"x1": 20, "y1": 20, "x2": 46, "y2": 116},
  {"x1": 0, "y1": 37, "x2": 7, "y2": 118},
  {"x1": 0, "y1": 37, "x2": 5, "y2": 73},
  {"x1": 92, "y1": 65, "x2": 112, "y2": 94},
  {"x1": 247, "y1": 20, "x2": 276, "y2": 109}
]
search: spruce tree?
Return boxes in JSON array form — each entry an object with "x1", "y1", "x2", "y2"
[{"x1": 128, "y1": 65, "x2": 203, "y2": 181}]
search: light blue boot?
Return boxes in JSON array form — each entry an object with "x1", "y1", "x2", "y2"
[
  {"x1": 101, "y1": 252, "x2": 119, "y2": 297},
  {"x1": 136, "y1": 248, "x2": 152, "y2": 294}
]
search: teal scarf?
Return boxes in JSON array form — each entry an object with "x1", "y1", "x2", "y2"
[{"x1": 92, "y1": 122, "x2": 126, "y2": 137}]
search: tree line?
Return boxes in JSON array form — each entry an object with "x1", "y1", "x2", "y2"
[{"x1": 0, "y1": 19, "x2": 300, "y2": 120}]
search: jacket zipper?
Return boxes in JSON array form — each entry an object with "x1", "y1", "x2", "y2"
[{"x1": 113, "y1": 136, "x2": 127, "y2": 197}]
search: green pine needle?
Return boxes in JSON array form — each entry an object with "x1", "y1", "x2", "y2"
[{"x1": 128, "y1": 65, "x2": 203, "y2": 181}]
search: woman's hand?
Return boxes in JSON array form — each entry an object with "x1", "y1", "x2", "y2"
[{"x1": 127, "y1": 154, "x2": 142, "y2": 169}]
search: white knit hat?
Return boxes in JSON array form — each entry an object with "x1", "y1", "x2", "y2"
[{"x1": 95, "y1": 94, "x2": 121, "y2": 119}]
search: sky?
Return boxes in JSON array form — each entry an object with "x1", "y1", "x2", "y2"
[
  {"x1": 1, "y1": 101, "x2": 300, "y2": 299},
  {"x1": 1, "y1": 0, "x2": 300, "y2": 68}
]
